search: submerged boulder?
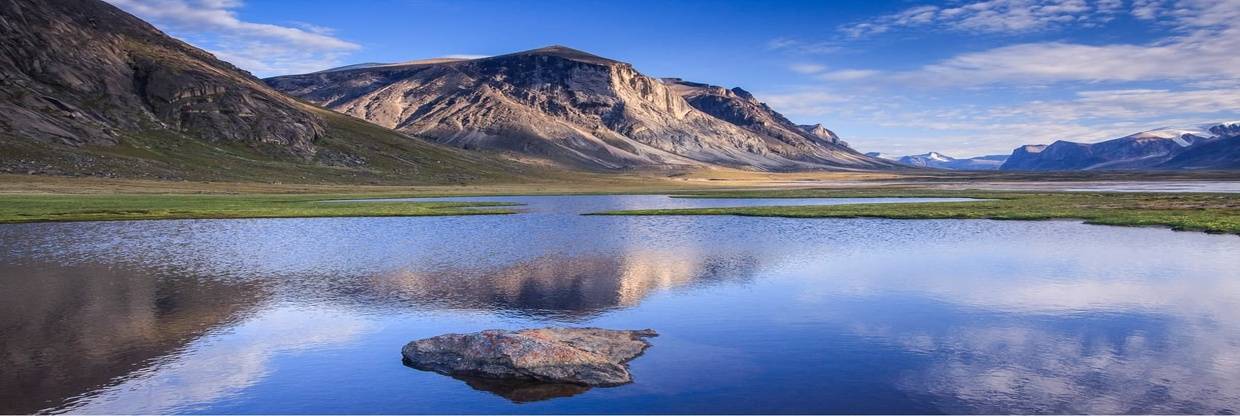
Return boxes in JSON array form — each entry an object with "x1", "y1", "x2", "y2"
[{"x1": 402, "y1": 327, "x2": 657, "y2": 387}]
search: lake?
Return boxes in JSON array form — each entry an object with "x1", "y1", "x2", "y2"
[{"x1": 1, "y1": 195, "x2": 1237, "y2": 414}]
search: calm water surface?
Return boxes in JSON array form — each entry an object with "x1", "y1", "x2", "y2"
[{"x1": 1, "y1": 195, "x2": 1238, "y2": 414}]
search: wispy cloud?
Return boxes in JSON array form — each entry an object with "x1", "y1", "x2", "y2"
[
  {"x1": 840, "y1": 0, "x2": 1120, "y2": 38},
  {"x1": 840, "y1": 0, "x2": 1240, "y2": 86},
  {"x1": 766, "y1": 37, "x2": 841, "y2": 54},
  {"x1": 789, "y1": 63, "x2": 829, "y2": 74},
  {"x1": 818, "y1": 69, "x2": 881, "y2": 81},
  {"x1": 763, "y1": 0, "x2": 1240, "y2": 157},
  {"x1": 759, "y1": 86, "x2": 1240, "y2": 156},
  {"x1": 106, "y1": 0, "x2": 360, "y2": 76}
]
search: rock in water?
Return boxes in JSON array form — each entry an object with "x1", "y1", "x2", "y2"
[{"x1": 402, "y1": 327, "x2": 657, "y2": 387}]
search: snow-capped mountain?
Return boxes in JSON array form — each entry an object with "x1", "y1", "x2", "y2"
[
  {"x1": 1001, "y1": 121, "x2": 1240, "y2": 171},
  {"x1": 865, "y1": 152, "x2": 1007, "y2": 170}
]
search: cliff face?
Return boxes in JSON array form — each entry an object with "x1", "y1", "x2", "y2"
[
  {"x1": 268, "y1": 46, "x2": 894, "y2": 171},
  {"x1": 0, "y1": 0, "x2": 322, "y2": 155}
]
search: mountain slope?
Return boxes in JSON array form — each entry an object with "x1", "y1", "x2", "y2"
[
  {"x1": 267, "y1": 46, "x2": 894, "y2": 171},
  {"x1": 1000, "y1": 122, "x2": 1239, "y2": 171},
  {"x1": 0, "y1": 0, "x2": 533, "y2": 183},
  {"x1": 661, "y1": 79, "x2": 886, "y2": 168}
]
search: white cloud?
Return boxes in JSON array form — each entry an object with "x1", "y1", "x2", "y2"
[
  {"x1": 858, "y1": 0, "x2": 1240, "y2": 86},
  {"x1": 758, "y1": 86, "x2": 1240, "y2": 156},
  {"x1": 789, "y1": 63, "x2": 828, "y2": 74},
  {"x1": 766, "y1": 37, "x2": 841, "y2": 54},
  {"x1": 106, "y1": 0, "x2": 360, "y2": 76},
  {"x1": 760, "y1": 91, "x2": 856, "y2": 119},
  {"x1": 840, "y1": 0, "x2": 1115, "y2": 38},
  {"x1": 817, "y1": 69, "x2": 880, "y2": 81}
]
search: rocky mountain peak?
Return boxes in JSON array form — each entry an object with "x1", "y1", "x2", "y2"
[
  {"x1": 503, "y1": 45, "x2": 621, "y2": 66},
  {"x1": 269, "y1": 47, "x2": 894, "y2": 171},
  {"x1": 1209, "y1": 121, "x2": 1240, "y2": 137},
  {"x1": 730, "y1": 87, "x2": 756, "y2": 101},
  {"x1": 799, "y1": 123, "x2": 840, "y2": 141}
]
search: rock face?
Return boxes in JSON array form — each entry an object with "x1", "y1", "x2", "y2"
[
  {"x1": 660, "y1": 78, "x2": 880, "y2": 168},
  {"x1": 267, "y1": 46, "x2": 895, "y2": 171},
  {"x1": 402, "y1": 328, "x2": 657, "y2": 387},
  {"x1": 0, "y1": 0, "x2": 322, "y2": 154},
  {"x1": 798, "y1": 123, "x2": 846, "y2": 146},
  {"x1": 1000, "y1": 122, "x2": 1240, "y2": 171}
]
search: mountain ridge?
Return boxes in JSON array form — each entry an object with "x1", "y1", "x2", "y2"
[
  {"x1": 267, "y1": 46, "x2": 895, "y2": 171},
  {"x1": 866, "y1": 152, "x2": 1007, "y2": 170},
  {"x1": 1000, "y1": 122, "x2": 1240, "y2": 171}
]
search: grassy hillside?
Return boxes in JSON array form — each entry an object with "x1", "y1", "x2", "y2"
[{"x1": 0, "y1": 108, "x2": 558, "y2": 185}]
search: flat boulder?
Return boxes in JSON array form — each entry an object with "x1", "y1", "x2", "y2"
[{"x1": 402, "y1": 327, "x2": 657, "y2": 387}]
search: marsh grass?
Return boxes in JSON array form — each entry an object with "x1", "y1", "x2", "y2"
[
  {"x1": 0, "y1": 194, "x2": 519, "y2": 223},
  {"x1": 592, "y1": 188, "x2": 1240, "y2": 235}
]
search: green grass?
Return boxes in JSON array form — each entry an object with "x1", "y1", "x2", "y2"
[
  {"x1": 590, "y1": 188, "x2": 1240, "y2": 235},
  {"x1": 0, "y1": 194, "x2": 520, "y2": 224}
]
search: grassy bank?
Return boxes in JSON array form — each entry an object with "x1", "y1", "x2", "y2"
[
  {"x1": 0, "y1": 172, "x2": 713, "y2": 223},
  {"x1": 0, "y1": 194, "x2": 521, "y2": 224},
  {"x1": 593, "y1": 188, "x2": 1240, "y2": 235}
]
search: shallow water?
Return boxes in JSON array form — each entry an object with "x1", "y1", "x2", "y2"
[{"x1": 1, "y1": 195, "x2": 1238, "y2": 414}]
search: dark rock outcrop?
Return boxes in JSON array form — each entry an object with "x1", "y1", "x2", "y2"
[
  {"x1": 267, "y1": 46, "x2": 894, "y2": 171},
  {"x1": 0, "y1": 0, "x2": 322, "y2": 155},
  {"x1": 402, "y1": 327, "x2": 657, "y2": 387}
]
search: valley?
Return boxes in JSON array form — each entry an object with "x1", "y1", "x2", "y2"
[{"x1": 2, "y1": 0, "x2": 1239, "y2": 414}]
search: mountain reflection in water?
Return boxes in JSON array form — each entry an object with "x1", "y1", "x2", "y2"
[
  {"x1": 368, "y1": 252, "x2": 758, "y2": 319},
  {"x1": 0, "y1": 195, "x2": 1237, "y2": 413},
  {"x1": 0, "y1": 261, "x2": 265, "y2": 413},
  {"x1": 0, "y1": 245, "x2": 753, "y2": 412}
]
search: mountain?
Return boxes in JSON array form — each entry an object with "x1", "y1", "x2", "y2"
[
  {"x1": 865, "y1": 151, "x2": 1006, "y2": 170},
  {"x1": 1000, "y1": 122, "x2": 1240, "y2": 171},
  {"x1": 0, "y1": 0, "x2": 531, "y2": 183},
  {"x1": 659, "y1": 79, "x2": 881, "y2": 168},
  {"x1": 899, "y1": 152, "x2": 1006, "y2": 170},
  {"x1": 798, "y1": 124, "x2": 847, "y2": 146},
  {"x1": 267, "y1": 46, "x2": 894, "y2": 171}
]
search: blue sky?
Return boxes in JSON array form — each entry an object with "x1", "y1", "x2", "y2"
[{"x1": 107, "y1": 0, "x2": 1240, "y2": 157}]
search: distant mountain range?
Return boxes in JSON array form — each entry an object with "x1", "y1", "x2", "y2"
[
  {"x1": 266, "y1": 46, "x2": 895, "y2": 171},
  {"x1": 866, "y1": 152, "x2": 1007, "y2": 170},
  {"x1": 1000, "y1": 122, "x2": 1240, "y2": 171}
]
